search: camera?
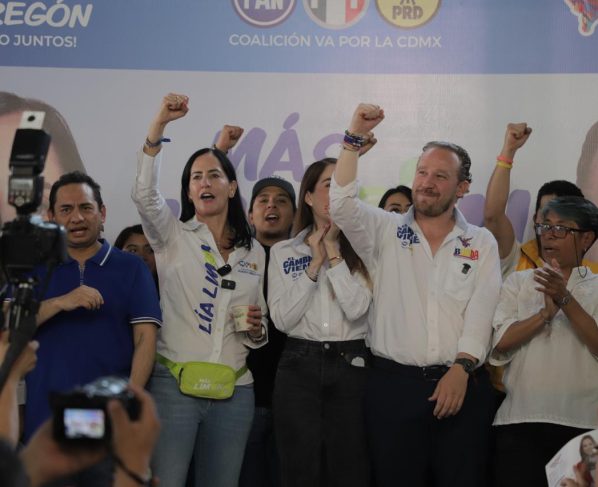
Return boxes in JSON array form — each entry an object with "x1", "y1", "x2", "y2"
[
  {"x1": 51, "y1": 376, "x2": 140, "y2": 444},
  {"x1": 0, "y1": 111, "x2": 67, "y2": 395},
  {"x1": 1, "y1": 110, "x2": 67, "y2": 284}
]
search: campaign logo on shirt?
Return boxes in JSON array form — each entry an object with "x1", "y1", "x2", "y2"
[
  {"x1": 283, "y1": 255, "x2": 312, "y2": 279},
  {"x1": 458, "y1": 236, "x2": 473, "y2": 248},
  {"x1": 238, "y1": 260, "x2": 260, "y2": 276},
  {"x1": 453, "y1": 246, "x2": 479, "y2": 261},
  {"x1": 396, "y1": 224, "x2": 420, "y2": 249},
  {"x1": 194, "y1": 244, "x2": 221, "y2": 335}
]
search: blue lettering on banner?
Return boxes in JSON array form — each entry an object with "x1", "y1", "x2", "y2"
[
  {"x1": 282, "y1": 255, "x2": 312, "y2": 274},
  {"x1": 194, "y1": 244, "x2": 221, "y2": 335},
  {"x1": 396, "y1": 224, "x2": 420, "y2": 248}
]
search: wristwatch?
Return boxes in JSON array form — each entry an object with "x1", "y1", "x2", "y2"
[
  {"x1": 558, "y1": 292, "x2": 572, "y2": 307},
  {"x1": 454, "y1": 358, "x2": 475, "y2": 375}
]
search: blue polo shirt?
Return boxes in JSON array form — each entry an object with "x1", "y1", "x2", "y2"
[{"x1": 23, "y1": 240, "x2": 162, "y2": 442}]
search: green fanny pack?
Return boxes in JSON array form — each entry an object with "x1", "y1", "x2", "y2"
[{"x1": 156, "y1": 353, "x2": 247, "y2": 400}]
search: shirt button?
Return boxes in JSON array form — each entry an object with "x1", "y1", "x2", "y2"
[{"x1": 323, "y1": 322, "x2": 329, "y2": 328}]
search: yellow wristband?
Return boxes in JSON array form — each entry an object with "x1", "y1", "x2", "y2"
[{"x1": 496, "y1": 161, "x2": 512, "y2": 169}]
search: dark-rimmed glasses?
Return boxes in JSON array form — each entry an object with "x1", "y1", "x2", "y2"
[{"x1": 534, "y1": 223, "x2": 586, "y2": 239}]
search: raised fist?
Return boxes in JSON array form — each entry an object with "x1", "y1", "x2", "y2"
[
  {"x1": 348, "y1": 104, "x2": 385, "y2": 136},
  {"x1": 501, "y1": 122, "x2": 532, "y2": 157},
  {"x1": 153, "y1": 93, "x2": 189, "y2": 126},
  {"x1": 215, "y1": 125, "x2": 244, "y2": 153}
]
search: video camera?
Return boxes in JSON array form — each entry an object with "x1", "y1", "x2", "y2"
[
  {"x1": 51, "y1": 376, "x2": 140, "y2": 444},
  {"x1": 0, "y1": 110, "x2": 67, "y2": 394}
]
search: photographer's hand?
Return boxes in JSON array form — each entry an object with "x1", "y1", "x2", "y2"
[
  {"x1": 109, "y1": 383, "x2": 160, "y2": 487},
  {"x1": 20, "y1": 420, "x2": 107, "y2": 487},
  {"x1": 37, "y1": 285, "x2": 104, "y2": 326}
]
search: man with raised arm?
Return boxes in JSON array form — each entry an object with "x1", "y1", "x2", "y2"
[
  {"x1": 484, "y1": 123, "x2": 597, "y2": 277},
  {"x1": 329, "y1": 104, "x2": 501, "y2": 487}
]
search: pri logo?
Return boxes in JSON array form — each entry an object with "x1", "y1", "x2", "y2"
[
  {"x1": 303, "y1": 0, "x2": 370, "y2": 29},
  {"x1": 232, "y1": 0, "x2": 297, "y2": 28},
  {"x1": 564, "y1": 0, "x2": 598, "y2": 36},
  {"x1": 376, "y1": 0, "x2": 441, "y2": 29}
]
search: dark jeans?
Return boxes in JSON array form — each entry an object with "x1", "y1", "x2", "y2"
[
  {"x1": 366, "y1": 357, "x2": 495, "y2": 487},
  {"x1": 273, "y1": 338, "x2": 370, "y2": 487},
  {"x1": 239, "y1": 406, "x2": 281, "y2": 487},
  {"x1": 493, "y1": 422, "x2": 589, "y2": 487}
]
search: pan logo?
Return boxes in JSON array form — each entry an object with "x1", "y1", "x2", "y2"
[
  {"x1": 303, "y1": 0, "x2": 370, "y2": 29},
  {"x1": 376, "y1": 0, "x2": 441, "y2": 28},
  {"x1": 232, "y1": 0, "x2": 297, "y2": 27}
]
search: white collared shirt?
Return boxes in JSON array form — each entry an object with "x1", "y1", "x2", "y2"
[
  {"x1": 329, "y1": 177, "x2": 502, "y2": 366},
  {"x1": 491, "y1": 268, "x2": 598, "y2": 428},
  {"x1": 132, "y1": 149, "x2": 268, "y2": 385},
  {"x1": 268, "y1": 227, "x2": 371, "y2": 341}
]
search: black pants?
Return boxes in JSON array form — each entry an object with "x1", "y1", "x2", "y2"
[
  {"x1": 273, "y1": 338, "x2": 370, "y2": 487},
  {"x1": 493, "y1": 422, "x2": 589, "y2": 487},
  {"x1": 366, "y1": 357, "x2": 495, "y2": 487}
]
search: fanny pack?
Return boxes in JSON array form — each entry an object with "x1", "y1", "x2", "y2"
[{"x1": 156, "y1": 353, "x2": 247, "y2": 400}]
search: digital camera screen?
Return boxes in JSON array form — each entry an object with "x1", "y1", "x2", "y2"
[{"x1": 63, "y1": 408, "x2": 105, "y2": 439}]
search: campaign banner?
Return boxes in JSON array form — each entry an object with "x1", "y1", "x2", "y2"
[
  {"x1": 0, "y1": 0, "x2": 597, "y2": 73},
  {"x1": 1, "y1": 1, "x2": 598, "y2": 254}
]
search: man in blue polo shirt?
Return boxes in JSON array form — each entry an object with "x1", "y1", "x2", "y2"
[{"x1": 23, "y1": 171, "x2": 161, "y2": 484}]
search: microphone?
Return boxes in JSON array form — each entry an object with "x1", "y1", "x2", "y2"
[{"x1": 217, "y1": 264, "x2": 231, "y2": 276}]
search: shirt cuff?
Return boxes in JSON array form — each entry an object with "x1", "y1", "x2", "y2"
[
  {"x1": 457, "y1": 336, "x2": 487, "y2": 365},
  {"x1": 488, "y1": 319, "x2": 518, "y2": 366},
  {"x1": 330, "y1": 174, "x2": 359, "y2": 197}
]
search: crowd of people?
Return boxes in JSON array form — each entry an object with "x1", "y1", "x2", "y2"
[{"x1": 1, "y1": 95, "x2": 598, "y2": 487}]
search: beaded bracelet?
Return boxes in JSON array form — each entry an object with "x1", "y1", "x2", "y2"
[
  {"x1": 144, "y1": 136, "x2": 171, "y2": 148},
  {"x1": 496, "y1": 155, "x2": 513, "y2": 164},
  {"x1": 344, "y1": 130, "x2": 367, "y2": 149},
  {"x1": 496, "y1": 161, "x2": 513, "y2": 170}
]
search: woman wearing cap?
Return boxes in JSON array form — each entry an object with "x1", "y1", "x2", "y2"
[
  {"x1": 132, "y1": 94, "x2": 268, "y2": 487},
  {"x1": 268, "y1": 158, "x2": 373, "y2": 487},
  {"x1": 490, "y1": 196, "x2": 598, "y2": 487}
]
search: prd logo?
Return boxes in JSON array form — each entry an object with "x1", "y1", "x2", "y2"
[
  {"x1": 232, "y1": 0, "x2": 296, "y2": 28},
  {"x1": 376, "y1": 0, "x2": 440, "y2": 28},
  {"x1": 303, "y1": 0, "x2": 370, "y2": 29}
]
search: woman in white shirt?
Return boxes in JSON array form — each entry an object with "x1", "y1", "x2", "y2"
[
  {"x1": 269, "y1": 158, "x2": 373, "y2": 487},
  {"x1": 132, "y1": 94, "x2": 268, "y2": 487},
  {"x1": 490, "y1": 196, "x2": 598, "y2": 487}
]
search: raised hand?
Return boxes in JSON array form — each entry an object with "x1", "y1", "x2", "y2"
[
  {"x1": 145, "y1": 93, "x2": 190, "y2": 155},
  {"x1": 500, "y1": 122, "x2": 532, "y2": 159},
  {"x1": 215, "y1": 125, "x2": 244, "y2": 153},
  {"x1": 153, "y1": 93, "x2": 189, "y2": 127},
  {"x1": 348, "y1": 104, "x2": 385, "y2": 137}
]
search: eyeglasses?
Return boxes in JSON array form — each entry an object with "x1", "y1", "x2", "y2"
[{"x1": 534, "y1": 223, "x2": 586, "y2": 239}]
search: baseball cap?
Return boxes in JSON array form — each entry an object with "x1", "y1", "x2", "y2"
[{"x1": 250, "y1": 177, "x2": 296, "y2": 211}]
